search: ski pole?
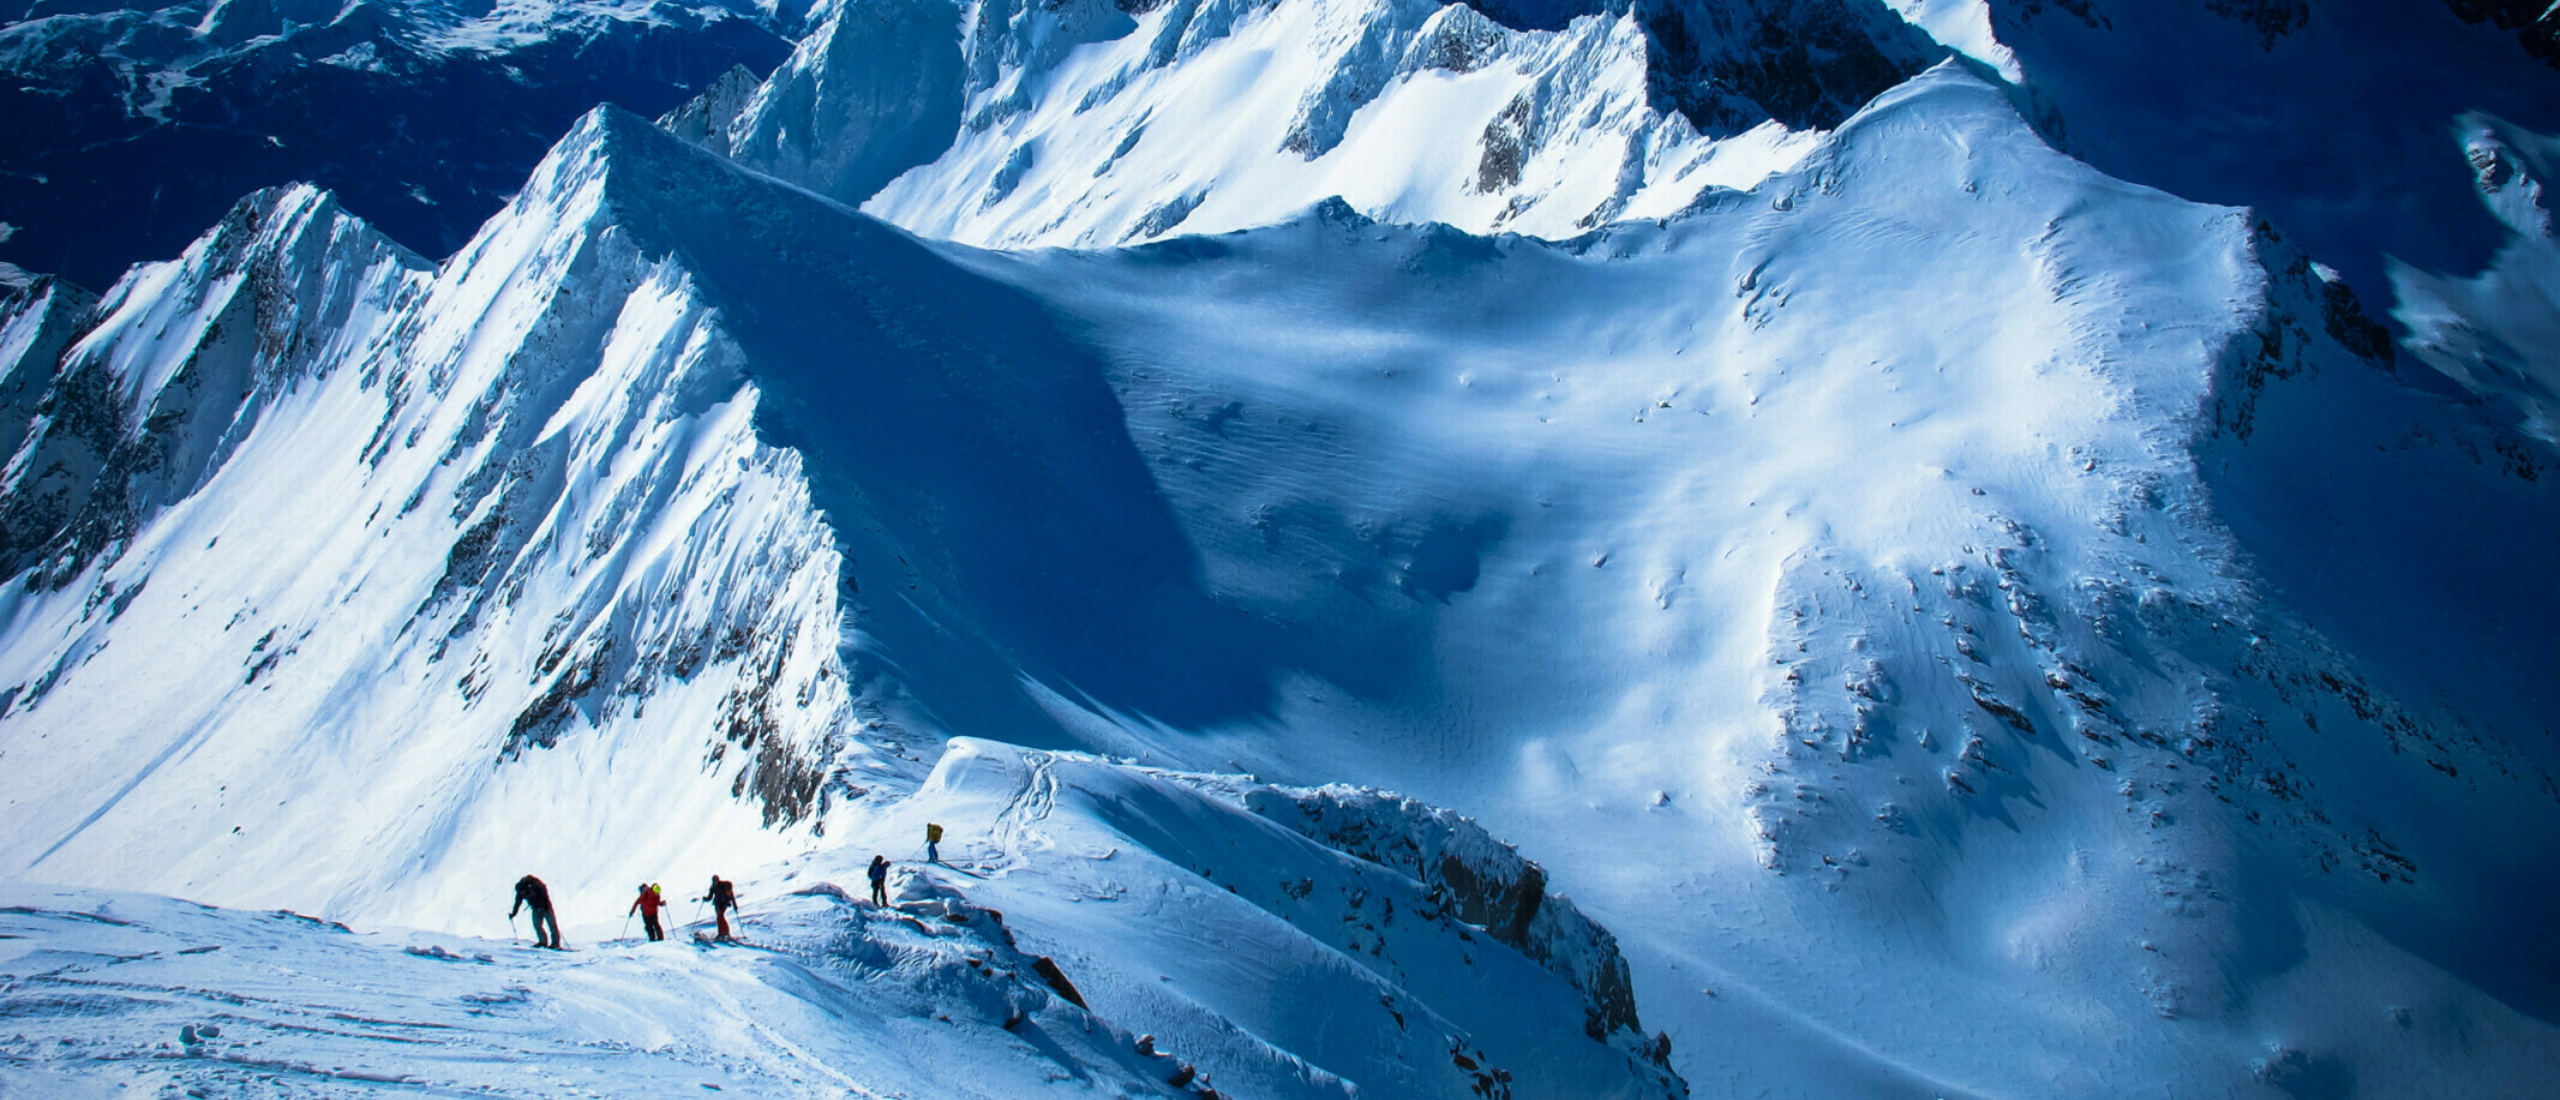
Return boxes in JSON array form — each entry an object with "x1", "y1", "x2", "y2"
[
  {"x1": 508, "y1": 912, "x2": 519, "y2": 943},
  {"x1": 621, "y1": 912, "x2": 633, "y2": 942}
]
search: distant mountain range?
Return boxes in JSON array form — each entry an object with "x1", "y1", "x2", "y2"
[
  {"x1": 0, "y1": 0, "x2": 803, "y2": 288},
  {"x1": 2, "y1": 2, "x2": 2555, "y2": 1097}
]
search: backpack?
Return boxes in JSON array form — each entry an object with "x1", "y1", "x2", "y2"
[{"x1": 926, "y1": 823, "x2": 944, "y2": 843}]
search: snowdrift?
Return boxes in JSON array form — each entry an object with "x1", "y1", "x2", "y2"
[{"x1": 1, "y1": 739, "x2": 1688, "y2": 1099}]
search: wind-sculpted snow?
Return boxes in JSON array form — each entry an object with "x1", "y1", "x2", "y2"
[
  {"x1": 922, "y1": 64, "x2": 2560, "y2": 1095},
  {"x1": 866, "y1": 740, "x2": 1685, "y2": 1099},
  {"x1": 2395, "y1": 113, "x2": 2560, "y2": 448},
  {"x1": 1964, "y1": 0, "x2": 2560, "y2": 308},
  {"x1": 699, "y1": 0, "x2": 967, "y2": 206},
  {"x1": 0, "y1": 742, "x2": 1695, "y2": 1098},
  {"x1": 0, "y1": 882, "x2": 1189, "y2": 1097}
]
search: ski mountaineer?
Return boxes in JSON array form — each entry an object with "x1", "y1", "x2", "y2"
[
  {"x1": 702, "y1": 876, "x2": 738, "y2": 941},
  {"x1": 629, "y1": 883, "x2": 666, "y2": 942},
  {"x1": 868, "y1": 855, "x2": 890, "y2": 906},
  {"x1": 926, "y1": 822, "x2": 944, "y2": 863},
  {"x1": 511, "y1": 874, "x2": 563, "y2": 950}
]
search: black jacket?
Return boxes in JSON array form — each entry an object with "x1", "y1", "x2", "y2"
[{"x1": 511, "y1": 875, "x2": 552, "y2": 917}]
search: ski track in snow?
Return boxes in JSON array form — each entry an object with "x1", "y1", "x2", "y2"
[
  {"x1": 0, "y1": 882, "x2": 1169, "y2": 1098},
  {"x1": 2, "y1": 743, "x2": 1689, "y2": 1100}
]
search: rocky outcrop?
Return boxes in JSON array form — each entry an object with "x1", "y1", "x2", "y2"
[
  {"x1": 1638, "y1": 0, "x2": 1947, "y2": 135},
  {"x1": 864, "y1": 0, "x2": 1809, "y2": 245},
  {"x1": 0, "y1": 277, "x2": 97, "y2": 469},
  {"x1": 1246, "y1": 784, "x2": 1654, "y2": 1051},
  {"x1": 0, "y1": 188, "x2": 426, "y2": 587}
]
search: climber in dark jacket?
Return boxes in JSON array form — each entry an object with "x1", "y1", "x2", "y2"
[
  {"x1": 512, "y1": 875, "x2": 563, "y2": 949},
  {"x1": 702, "y1": 876, "x2": 738, "y2": 941},
  {"x1": 868, "y1": 855, "x2": 890, "y2": 906}
]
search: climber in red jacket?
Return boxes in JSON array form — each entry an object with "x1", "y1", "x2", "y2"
[{"x1": 629, "y1": 883, "x2": 665, "y2": 942}]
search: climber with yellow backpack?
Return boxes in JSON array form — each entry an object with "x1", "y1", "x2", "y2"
[{"x1": 629, "y1": 883, "x2": 667, "y2": 941}]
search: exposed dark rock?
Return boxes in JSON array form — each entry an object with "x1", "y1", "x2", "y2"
[
  {"x1": 0, "y1": 189, "x2": 421, "y2": 587},
  {"x1": 1635, "y1": 0, "x2": 1946, "y2": 137},
  {"x1": 2204, "y1": 0, "x2": 2308, "y2": 50},
  {"x1": 1476, "y1": 96, "x2": 1531, "y2": 193},
  {"x1": 1244, "y1": 785, "x2": 1647, "y2": 1044},
  {"x1": 2443, "y1": 0, "x2": 2560, "y2": 68},
  {"x1": 1129, "y1": 191, "x2": 1208, "y2": 240},
  {"x1": 1032, "y1": 955, "x2": 1088, "y2": 1008}
]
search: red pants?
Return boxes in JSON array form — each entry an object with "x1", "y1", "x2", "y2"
[{"x1": 714, "y1": 906, "x2": 731, "y2": 940}]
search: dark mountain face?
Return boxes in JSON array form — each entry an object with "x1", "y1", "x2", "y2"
[
  {"x1": 0, "y1": 0, "x2": 794, "y2": 290},
  {"x1": 1445, "y1": 0, "x2": 1948, "y2": 136},
  {"x1": 1633, "y1": 0, "x2": 1945, "y2": 134},
  {"x1": 2442, "y1": 0, "x2": 2560, "y2": 67},
  {"x1": 1983, "y1": 0, "x2": 2560, "y2": 301}
]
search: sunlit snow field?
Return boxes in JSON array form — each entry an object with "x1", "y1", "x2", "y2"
[{"x1": 3, "y1": 0, "x2": 2558, "y2": 1098}]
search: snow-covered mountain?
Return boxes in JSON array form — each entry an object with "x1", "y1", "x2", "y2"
[
  {"x1": 0, "y1": 0, "x2": 803, "y2": 289},
  {"x1": 1, "y1": 747, "x2": 1683, "y2": 1098},
  {"x1": 2, "y1": 0, "x2": 2557, "y2": 1097},
  {"x1": 654, "y1": 0, "x2": 1943, "y2": 247}
]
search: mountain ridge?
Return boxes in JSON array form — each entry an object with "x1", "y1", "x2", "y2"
[{"x1": 0, "y1": 4, "x2": 2556, "y2": 1098}]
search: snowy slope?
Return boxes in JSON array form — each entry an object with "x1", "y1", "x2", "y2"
[
  {"x1": 6, "y1": 55, "x2": 2557, "y2": 1096},
  {"x1": 934, "y1": 66, "x2": 2560, "y2": 1096},
  {"x1": 856, "y1": 0, "x2": 1820, "y2": 246},
  {"x1": 1938, "y1": 0, "x2": 2560, "y2": 415},
  {"x1": 673, "y1": 0, "x2": 1935, "y2": 247},
  {"x1": 1913, "y1": 0, "x2": 2560, "y2": 288},
  {"x1": 0, "y1": 136, "x2": 874, "y2": 934},
  {"x1": 844, "y1": 740, "x2": 1683, "y2": 1100},
  {"x1": 2395, "y1": 111, "x2": 2560, "y2": 445},
  {"x1": 1, "y1": 740, "x2": 1687, "y2": 1099},
  {"x1": 3, "y1": 3, "x2": 2559, "y2": 1097},
  {"x1": 0, "y1": 882, "x2": 1189, "y2": 1097},
  {"x1": 664, "y1": 0, "x2": 1947, "y2": 248},
  {"x1": 1867, "y1": 0, "x2": 2560, "y2": 834}
]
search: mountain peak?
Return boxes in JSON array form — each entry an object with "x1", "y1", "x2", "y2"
[{"x1": 7, "y1": 3, "x2": 2560, "y2": 1099}]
